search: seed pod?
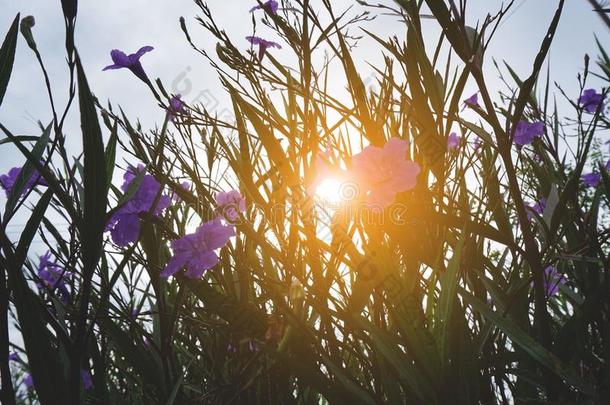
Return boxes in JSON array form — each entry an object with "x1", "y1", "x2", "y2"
[
  {"x1": 20, "y1": 16, "x2": 37, "y2": 51},
  {"x1": 61, "y1": 0, "x2": 78, "y2": 20}
]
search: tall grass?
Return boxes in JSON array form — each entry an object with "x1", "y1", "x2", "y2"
[{"x1": 1, "y1": 0, "x2": 609, "y2": 403}]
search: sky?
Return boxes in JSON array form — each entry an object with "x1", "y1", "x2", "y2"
[
  {"x1": 0, "y1": 0, "x2": 608, "y2": 235},
  {"x1": 1, "y1": 1, "x2": 608, "y2": 144}
]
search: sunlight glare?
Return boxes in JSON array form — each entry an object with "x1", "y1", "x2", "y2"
[{"x1": 315, "y1": 178, "x2": 343, "y2": 204}]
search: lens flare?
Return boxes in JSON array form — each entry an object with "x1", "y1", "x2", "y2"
[{"x1": 315, "y1": 178, "x2": 343, "y2": 204}]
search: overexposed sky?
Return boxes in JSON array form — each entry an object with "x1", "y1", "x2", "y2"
[
  {"x1": 0, "y1": 0, "x2": 608, "y2": 207},
  {"x1": 1, "y1": 1, "x2": 607, "y2": 146}
]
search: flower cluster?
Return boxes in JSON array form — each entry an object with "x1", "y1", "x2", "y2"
[
  {"x1": 513, "y1": 120, "x2": 544, "y2": 147},
  {"x1": 161, "y1": 218, "x2": 235, "y2": 279},
  {"x1": 578, "y1": 88, "x2": 605, "y2": 114},
  {"x1": 581, "y1": 172, "x2": 601, "y2": 188},
  {"x1": 24, "y1": 374, "x2": 33, "y2": 389},
  {"x1": 245, "y1": 0, "x2": 281, "y2": 61},
  {"x1": 161, "y1": 190, "x2": 245, "y2": 279},
  {"x1": 310, "y1": 138, "x2": 420, "y2": 209},
  {"x1": 0, "y1": 166, "x2": 48, "y2": 198},
  {"x1": 447, "y1": 132, "x2": 461, "y2": 150},
  {"x1": 473, "y1": 138, "x2": 483, "y2": 152},
  {"x1": 216, "y1": 190, "x2": 246, "y2": 222},
  {"x1": 37, "y1": 251, "x2": 71, "y2": 304},
  {"x1": 106, "y1": 165, "x2": 172, "y2": 246},
  {"x1": 526, "y1": 197, "x2": 546, "y2": 220},
  {"x1": 543, "y1": 265, "x2": 565, "y2": 297},
  {"x1": 103, "y1": 48, "x2": 191, "y2": 120},
  {"x1": 167, "y1": 94, "x2": 188, "y2": 121},
  {"x1": 350, "y1": 138, "x2": 421, "y2": 208},
  {"x1": 249, "y1": 0, "x2": 278, "y2": 13}
]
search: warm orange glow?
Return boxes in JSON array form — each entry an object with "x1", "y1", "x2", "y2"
[{"x1": 315, "y1": 178, "x2": 343, "y2": 204}]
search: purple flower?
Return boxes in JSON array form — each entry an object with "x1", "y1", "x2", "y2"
[
  {"x1": 171, "y1": 181, "x2": 190, "y2": 202},
  {"x1": 526, "y1": 197, "x2": 546, "y2": 220},
  {"x1": 447, "y1": 132, "x2": 461, "y2": 150},
  {"x1": 246, "y1": 36, "x2": 281, "y2": 61},
  {"x1": 581, "y1": 172, "x2": 601, "y2": 188},
  {"x1": 215, "y1": 190, "x2": 246, "y2": 222},
  {"x1": 513, "y1": 120, "x2": 544, "y2": 147},
  {"x1": 24, "y1": 374, "x2": 33, "y2": 389},
  {"x1": 37, "y1": 251, "x2": 71, "y2": 304},
  {"x1": 103, "y1": 46, "x2": 154, "y2": 84},
  {"x1": 131, "y1": 308, "x2": 140, "y2": 319},
  {"x1": 167, "y1": 95, "x2": 187, "y2": 121},
  {"x1": 351, "y1": 138, "x2": 420, "y2": 209},
  {"x1": 160, "y1": 218, "x2": 235, "y2": 279},
  {"x1": 0, "y1": 166, "x2": 48, "y2": 198},
  {"x1": 463, "y1": 93, "x2": 479, "y2": 108},
  {"x1": 606, "y1": 159, "x2": 610, "y2": 170},
  {"x1": 578, "y1": 89, "x2": 605, "y2": 114},
  {"x1": 8, "y1": 352, "x2": 19, "y2": 362},
  {"x1": 81, "y1": 369, "x2": 93, "y2": 390},
  {"x1": 543, "y1": 265, "x2": 565, "y2": 297},
  {"x1": 106, "y1": 165, "x2": 172, "y2": 246},
  {"x1": 473, "y1": 138, "x2": 482, "y2": 153},
  {"x1": 249, "y1": 0, "x2": 278, "y2": 13}
]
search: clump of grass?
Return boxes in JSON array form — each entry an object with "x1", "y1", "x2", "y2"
[{"x1": 0, "y1": 1, "x2": 609, "y2": 403}]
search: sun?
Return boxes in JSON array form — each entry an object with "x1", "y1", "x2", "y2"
[{"x1": 315, "y1": 178, "x2": 344, "y2": 204}]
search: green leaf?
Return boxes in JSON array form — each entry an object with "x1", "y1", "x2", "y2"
[
  {"x1": 76, "y1": 54, "x2": 107, "y2": 274},
  {"x1": 0, "y1": 135, "x2": 39, "y2": 145},
  {"x1": 96, "y1": 315, "x2": 163, "y2": 387},
  {"x1": 508, "y1": 0, "x2": 564, "y2": 131},
  {"x1": 106, "y1": 166, "x2": 146, "y2": 221},
  {"x1": 163, "y1": 357, "x2": 194, "y2": 405},
  {"x1": 436, "y1": 225, "x2": 466, "y2": 366},
  {"x1": 355, "y1": 315, "x2": 438, "y2": 402},
  {"x1": 0, "y1": 123, "x2": 79, "y2": 223},
  {"x1": 74, "y1": 53, "x2": 108, "y2": 395},
  {"x1": 459, "y1": 287, "x2": 597, "y2": 397},
  {"x1": 2, "y1": 190, "x2": 70, "y2": 404},
  {"x1": 105, "y1": 121, "x2": 118, "y2": 193},
  {"x1": 600, "y1": 163, "x2": 610, "y2": 205},
  {"x1": 336, "y1": 28, "x2": 384, "y2": 146},
  {"x1": 542, "y1": 184, "x2": 559, "y2": 228},
  {"x1": 0, "y1": 14, "x2": 19, "y2": 107},
  {"x1": 15, "y1": 189, "x2": 53, "y2": 265},
  {"x1": 4, "y1": 123, "x2": 51, "y2": 219}
]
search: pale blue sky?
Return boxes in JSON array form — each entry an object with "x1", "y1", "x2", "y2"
[
  {"x1": 1, "y1": 1, "x2": 607, "y2": 144},
  {"x1": 0, "y1": 0, "x2": 608, "y2": 201}
]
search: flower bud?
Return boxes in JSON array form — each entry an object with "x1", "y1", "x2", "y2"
[
  {"x1": 61, "y1": 0, "x2": 78, "y2": 20},
  {"x1": 464, "y1": 25, "x2": 483, "y2": 67},
  {"x1": 20, "y1": 16, "x2": 37, "y2": 51}
]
